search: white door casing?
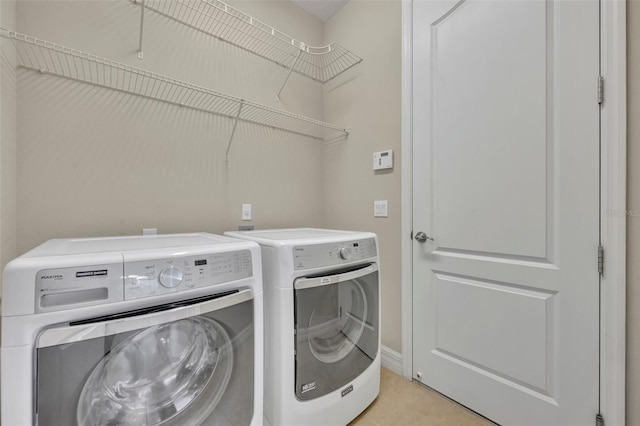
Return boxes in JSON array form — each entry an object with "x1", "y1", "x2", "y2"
[{"x1": 410, "y1": 0, "x2": 601, "y2": 424}]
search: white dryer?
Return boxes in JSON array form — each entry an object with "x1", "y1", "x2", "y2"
[
  {"x1": 1, "y1": 233, "x2": 263, "y2": 426},
  {"x1": 224, "y1": 228, "x2": 380, "y2": 426}
]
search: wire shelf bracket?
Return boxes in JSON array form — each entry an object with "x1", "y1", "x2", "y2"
[
  {"x1": 225, "y1": 101, "x2": 244, "y2": 162},
  {"x1": 134, "y1": 0, "x2": 363, "y2": 97},
  {"x1": 0, "y1": 28, "x2": 350, "y2": 160},
  {"x1": 137, "y1": 0, "x2": 145, "y2": 59},
  {"x1": 276, "y1": 47, "x2": 302, "y2": 102}
]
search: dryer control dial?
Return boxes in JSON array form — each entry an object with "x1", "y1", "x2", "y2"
[
  {"x1": 159, "y1": 266, "x2": 184, "y2": 288},
  {"x1": 339, "y1": 247, "x2": 353, "y2": 260}
]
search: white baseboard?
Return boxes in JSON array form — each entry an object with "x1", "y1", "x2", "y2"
[{"x1": 381, "y1": 345, "x2": 402, "y2": 376}]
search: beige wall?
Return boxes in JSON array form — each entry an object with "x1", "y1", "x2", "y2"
[
  {"x1": 627, "y1": 1, "x2": 639, "y2": 424},
  {"x1": 14, "y1": 0, "x2": 326, "y2": 255},
  {"x1": 323, "y1": 0, "x2": 402, "y2": 352},
  {"x1": 0, "y1": 1, "x2": 17, "y2": 288}
]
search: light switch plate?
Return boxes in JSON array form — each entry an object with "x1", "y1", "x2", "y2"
[
  {"x1": 373, "y1": 150, "x2": 393, "y2": 170},
  {"x1": 374, "y1": 200, "x2": 388, "y2": 217}
]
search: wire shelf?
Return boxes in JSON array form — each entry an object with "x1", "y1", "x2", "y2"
[
  {"x1": 138, "y1": 0, "x2": 363, "y2": 83},
  {"x1": 1, "y1": 28, "x2": 349, "y2": 144}
]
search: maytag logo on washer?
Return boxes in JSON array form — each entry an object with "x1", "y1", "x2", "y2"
[
  {"x1": 301, "y1": 381, "x2": 316, "y2": 394},
  {"x1": 341, "y1": 384, "x2": 354, "y2": 397}
]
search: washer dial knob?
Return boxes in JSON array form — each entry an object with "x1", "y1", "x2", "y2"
[
  {"x1": 339, "y1": 247, "x2": 353, "y2": 260},
  {"x1": 159, "y1": 266, "x2": 183, "y2": 288}
]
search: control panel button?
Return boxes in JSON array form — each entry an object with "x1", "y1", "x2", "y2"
[
  {"x1": 158, "y1": 266, "x2": 184, "y2": 288},
  {"x1": 339, "y1": 247, "x2": 353, "y2": 260},
  {"x1": 128, "y1": 277, "x2": 140, "y2": 288}
]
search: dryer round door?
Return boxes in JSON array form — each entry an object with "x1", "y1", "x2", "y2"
[
  {"x1": 294, "y1": 264, "x2": 379, "y2": 401},
  {"x1": 307, "y1": 278, "x2": 368, "y2": 363}
]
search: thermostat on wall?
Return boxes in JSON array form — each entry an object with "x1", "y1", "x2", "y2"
[{"x1": 373, "y1": 150, "x2": 393, "y2": 170}]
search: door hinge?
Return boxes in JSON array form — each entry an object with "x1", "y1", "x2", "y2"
[
  {"x1": 598, "y1": 245, "x2": 604, "y2": 275},
  {"x1": 596, "y1": 413, "x2": 604, "y2": 426},
  {"x1": 597, "y1": 76, "x2": 604, "y2": 105}
]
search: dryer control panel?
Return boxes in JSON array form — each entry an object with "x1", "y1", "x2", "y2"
[
  {"x1": 124, "y1": 249, "x2": 253, "y2": 300},
  {"x1": 293, "y1": 238, "x2": 377, "y2": 270}
]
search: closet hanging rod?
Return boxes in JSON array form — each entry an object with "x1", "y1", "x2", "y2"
[
  {"x1": 0, "y1": 28, "x2": 350, "y2": 143},
  {"x1": 134, "y1": 0, "x2": 363, "y2": 83}
]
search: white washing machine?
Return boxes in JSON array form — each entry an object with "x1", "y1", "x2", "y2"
[
  {"x1": 224, "y1": 228, "x2": 380, "y2": 426},
  {"x1": 1, "y1": 233, "x2": 263, "y2": 426}
]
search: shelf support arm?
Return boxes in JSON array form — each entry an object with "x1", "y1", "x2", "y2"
[
  {"x1": 276, "y1": 47, "x2": 303, "y2": 101},
  {"x1": 137, "y1": 0, "x2": 145, "y2": 59},
  {"x1": 225, "y1": 101, "x2": 244, "y2": 162}
]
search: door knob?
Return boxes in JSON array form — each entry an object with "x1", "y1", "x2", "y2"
[{"x1": 414, "y1": 231, "x2": 434, "y2": 243}]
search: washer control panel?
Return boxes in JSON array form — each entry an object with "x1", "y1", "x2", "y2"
[
  {"x1": 293, "y1": 238, "x2": 377, "y2": 270},
  {"x1": 124, "y1": 249, "x2": 253, "y2": 300}
]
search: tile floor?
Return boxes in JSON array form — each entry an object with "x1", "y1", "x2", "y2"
[{"x1": 349, "y1": 368, "x2": 493, "y2": 426}]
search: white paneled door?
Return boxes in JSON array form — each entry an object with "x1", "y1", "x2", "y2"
[{"x1": 411, "y1": 0, "x2": 600, "y2": 424}]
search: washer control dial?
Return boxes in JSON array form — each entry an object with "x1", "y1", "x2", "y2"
[
  {"x1": 339, "y1": 247, "x2": 353, "y2": 260},
  {"x1": 159, "y1": 266, "x2": 183, "y2": 288}
]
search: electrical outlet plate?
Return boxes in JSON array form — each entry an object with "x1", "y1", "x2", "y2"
[{"x1": 242, "y1": 204, "x2": 252, "y2": 221}]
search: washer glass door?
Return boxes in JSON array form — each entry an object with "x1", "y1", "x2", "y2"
[
  {"x1": 294, "y1": 263, "x2": 379, "y2": 401},
  {"x1": 35, "y1": 289, "x2": 254, "y2": 426}
]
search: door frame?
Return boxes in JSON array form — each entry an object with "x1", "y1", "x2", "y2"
[{"x1": 399, "y1": 0, "x2": 627, "y2": 424}]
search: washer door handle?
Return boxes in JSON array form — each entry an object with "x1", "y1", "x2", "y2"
[{"x1": 36, "y1": 289, "x2": 253, "y2": 348}]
